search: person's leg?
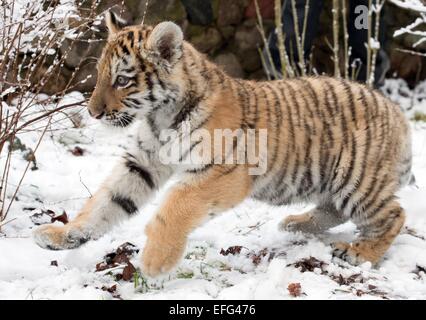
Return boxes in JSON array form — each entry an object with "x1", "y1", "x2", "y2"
[
  {"x1": 348, "y1": 0, "x2": 389, "y2": 87},
  {"x1": 267, "y1": 0, "x2": 324, "y2": 77}
]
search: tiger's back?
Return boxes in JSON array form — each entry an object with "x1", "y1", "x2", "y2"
[{"x1": 246, "y1": 77, "x2": 411, "y2": 217}]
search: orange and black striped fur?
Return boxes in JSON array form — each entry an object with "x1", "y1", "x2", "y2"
[{"x1": 34, "y1": 12, "x2": 412, "y2": 276}]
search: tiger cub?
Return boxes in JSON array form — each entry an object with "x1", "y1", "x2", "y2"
[{"x1": 34, "y1": 11, "x2": 412, "y2": 276}]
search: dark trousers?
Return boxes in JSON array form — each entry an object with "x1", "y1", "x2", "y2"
[{"x1": 268, "y1": 0, "x2": 388, "y2": 85}]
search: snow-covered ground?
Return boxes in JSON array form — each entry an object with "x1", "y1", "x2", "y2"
[{"x1": 1, "y1": 80, "x2": 426, "y2": 300}]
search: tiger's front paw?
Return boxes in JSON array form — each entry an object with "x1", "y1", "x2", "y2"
[
  {"x1": 332, "y1": 241, "x2": 380, "y2": 266},
  {"x1": 33, "y1": 224, "x2": 89, "y2": 250},
  {"x1": 142, "y1": 219, "x2": 186, "y2": 277}
]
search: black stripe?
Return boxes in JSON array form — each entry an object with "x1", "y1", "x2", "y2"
[
  {"x1": 351, "y1": 172, "x2": 386, "y2": 218},
  {"x1": 364, "y1": 195, "x2": 395, "y2": 220},
  {"x1": 236, "y1": 80, "x2": 249, "y2": 129},
  {"x1": 286, "y1": 82, "x2": 302, "y2": 127},
  {"x1": 170, "y1": 95, "x2": 202, "y2": 129},
  {"x1": 296, "y1": 79, "x2": 316, "y2": 134},
  {"x1": 111, "y1": 194, "x2": 138, "y2": 215},
  {"x1": 125, "y1": 160, "x2": 155, "y2": 189},
  {"x1": 341, "y1": 88, "x2": 372, "y2": 212},
  {"x1": 327, "y1": 149, "x2": 343, "y2": 190},
  {"x1": 280, "y1": 82, "x2": 296, "y2": 153},
  {"x1": 124, "y1": 97, "x2": 142, "y2": 108},
  {"x1": 182, "y1": 50, "x2": 196, "y2": 90},
  {"x1": 127, "y1": 31, "x2": 134, "y2": 47},
  {"x1": 333, "y1": 131, "x2": 357, "y2": 195},
  {"x1": 291, "y1": 150, "x2": 301, "y2": 185},
  {"x1": 323, "y1": 80, "x2": 337, "y2": 125},
  {"x1": 316, "y1": 93, "x2": 331, "y2": 192},
  {"x1": 301, "y1": 79, "x2": 320, "y2": 113},
  {"x1": 218, "y1": 164, "x2": 239, "y2": 177},
  {"x1": 299, "y1": 79, "x2": 321, "y2": 195},
  {"x1": 122, "y1": 100, "x2": 133, "y2": 109},
  {"x1": 121, "y1": 66, "x2": 135, "y2": 73},
  {"x1": 121, "y1": 43, "x2": 130, "y2": 55},
  {"x1": 144, "y1": 72, "x2": 156, "y2": 102},
  {"x1": 200, "y1": 56, "x2": 211, "y2": 82},
  {"x1": 247, "y1": 82, "x2": 260, "y2": 126},
  {"x1": 186, "y1": 163, "x2": 214, "y2": 174},
  {"x1": 136, "y1": 55, "x2": 146, "y2": 72},
  {"x1": 153, "y1": 69, "x2": 166, "y2": 90},
  {"x1": 179, "y1": 138, "x2": 203, "y2": 162},
  {"x1": 330, "y1": 80, "x2": 349, "y2": 147},
  {"x1": 270, "y1": 82, "x2": 295, "y2": 196},
  {"x1": 265, "y1": 83, "x2": 283, "y2": 171},
  {"x1": 341, "y1": 79, "x2": 358, "y2": 129}
]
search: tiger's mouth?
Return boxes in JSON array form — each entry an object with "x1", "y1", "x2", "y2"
[{"x1": 103, "y1": 111, "x2": 135, "y2": 128}]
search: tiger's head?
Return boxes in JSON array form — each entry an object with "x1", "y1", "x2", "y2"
[{"x1": 87, "y1": 11, "x2": 185, "y2": 128}]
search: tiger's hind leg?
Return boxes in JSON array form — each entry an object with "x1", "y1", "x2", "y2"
[
  {"x1": 280, "y1": 202, "x2": 348, "y2": 234},
  {"x1": 332, "y1": 199, "x2": 405, "y2": 265}
]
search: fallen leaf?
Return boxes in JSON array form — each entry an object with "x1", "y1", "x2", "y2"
[
  {"x1": 99, "y1": 284, "x2": 122, "y2": 299},
  {"x1": 291, "y1": 257, "x2": 326, "y2": 272},
  {"x1": 101, "y1": 284, "x2": 117, "y2": 293},
  {"x1": 122, "y1": 262, "x2": 136, "y2": 281},
  {"x1": 355, "y1": 289, "x2": 365, "y2": 297},
  {"x1": 413, "y1": 264, "x2": 426, "y2": 276},
  {"x1": 250, "y1": 248, "x2": 269, "y2": 266},
  {"x1": 288, "y1": 283, "x2": 302, "y2": 297},
  {"x1": 51, "y1": 211, "x2": 69, "y2": 224},
  {"x1": 220, "y1": 246, "x2": 243, "y2": 256},
  {"x1": 95, "y1": 242, "x2": 140, "y2": 282},
  {"x1": 70, "y1": 146, "x2": 85, "y2": 156},
  {"x1": 96, "y1": 262, "x2": 109, "y2": 272}
]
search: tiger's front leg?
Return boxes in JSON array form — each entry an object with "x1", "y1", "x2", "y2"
[
  {"x1": 142, "y1": 166, "x2": 251, "y2": 277},
  {"x1": 33, "y1": 151, "x2": 172, "y2": 250}
]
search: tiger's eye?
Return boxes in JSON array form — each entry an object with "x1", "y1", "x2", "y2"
[{"x1": 116, "y1": 75, "x2": 129, "y2": 87}]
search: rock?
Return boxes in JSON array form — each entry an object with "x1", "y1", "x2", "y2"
[
  {"x1": 244, "y1": 0, "x2": 274, "y2": 19},
  {"x1": 402, "y1": 33, "x2": 426, "y2": 52},
  {"x1": 181, "y1": 0, "x2": 214, "y2": 25},
  {"x1": 36, "y1": 64, "x2": 71, "y2": 95},
  {"x1": 217, "y1": 0, "x2": 249, "y2": 26},
  {"x1": 248, "y1": 68, "x2": 267, "y2": 80},
  {"x1": 189, "y1": 27, "x2": 223, "y2": 53},
  {"x1": 235, "y1": 22, "x2": 262, "y2": 52},
  {"x1": 131, "y1": 0, "x2": 186, "y2": 25},
  {"x1": 60, "y1": 36, "x2": 106, "y2": 69},
  {"x1": 389, "y1": 48, "x2": 424, "y2": 87},
  {"x1": 214, "y1": 53, "x2": 245, "y2": 78},
  {"x1": 218, "y1": 25, "x2": 236, "y2": 40},
  {"x1": 239, "y1": 48, "x2": 262, "y2": 72},
  {"x1": 71, "y1": 62, "x2": 98, "y2": 93}
]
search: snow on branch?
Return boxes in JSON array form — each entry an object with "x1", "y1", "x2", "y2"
[
  {"x1": 390, "y1": 0, "x2": 426, "y2": 49},
  {"x1": 390, "y1": 0, "x2": 426, "y2": 13}
]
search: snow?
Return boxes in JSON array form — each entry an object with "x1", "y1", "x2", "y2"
[
  {"x1": 369, "y1": 38, "x2": 381, "y2": 50},
  {"x1": 1, "y1": 85, "x2": 426, "y2": 300},
  {"x1": 390, "y1": 0, "x2": 426, "y2": 13},
  {"x1": 0, "y1": 0, "x2": 79, "y2": 53}
]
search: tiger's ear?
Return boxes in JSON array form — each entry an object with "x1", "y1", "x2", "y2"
[
  {"x1": 105, "y1": 11, "x2": 127, "y2": 39},
  {"x1": 145, "y1": 21, "x2": 183, "y2": 65}
]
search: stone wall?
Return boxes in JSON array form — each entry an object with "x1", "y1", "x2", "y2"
[{"x1": 40, "y1": 0, "x2": 426, "y2": 94}]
